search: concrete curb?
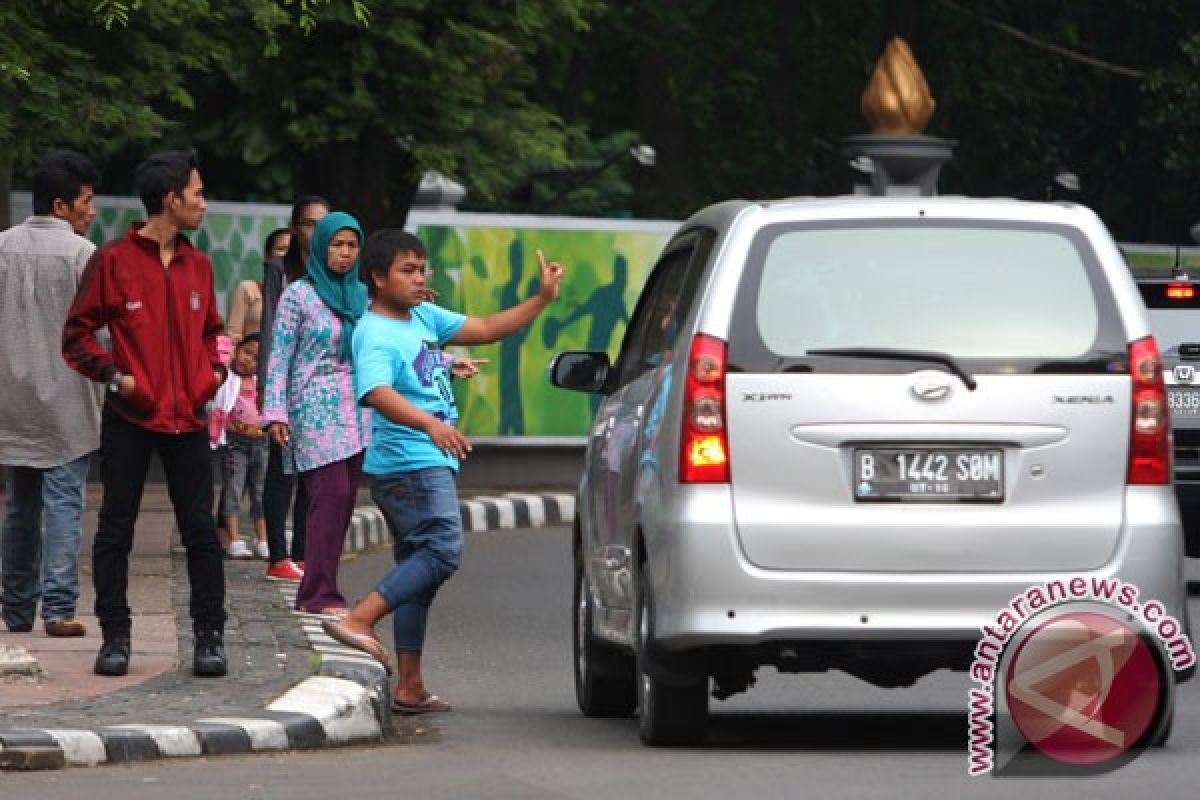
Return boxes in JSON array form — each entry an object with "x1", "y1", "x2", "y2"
[
  {"x1": 344, "y1": 491, "x2": 575, "y2": 554},
  {"x1": 0, "y1": 490, "x2": 574, "y2": 770}
]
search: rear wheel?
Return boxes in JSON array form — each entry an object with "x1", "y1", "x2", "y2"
[
  {"x1": 635, "y1": 569, "x2": 708, "y2": 746},
  {"x1": 1149, "y1": 697, "x2": 1174, "y2": 747},
  {"x1": 573, "y1": 564, "x2": 636, "y2": 717}
]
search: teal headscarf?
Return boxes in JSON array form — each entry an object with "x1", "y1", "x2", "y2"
[{"x1": 305, "y1": 211, "x2": 367, "y2": 362}]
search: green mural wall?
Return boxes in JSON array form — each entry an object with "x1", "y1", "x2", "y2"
[
  {"x1": 82, "y1": 197, "x2": 675, "y2": 436},
  {"x1": 419, "y1": 224, "x2": 670, "y2": 436}
]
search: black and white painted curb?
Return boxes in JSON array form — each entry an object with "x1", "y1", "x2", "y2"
[
  {"x1": 0, "y1": 674, "x2": 388, "y2": 769},
  {"x1": 344, "y1": 491, "x2": 575, "y2": 553},
  {"x1": 0, "y1": 491, "x2": 573, "y2": 770}
]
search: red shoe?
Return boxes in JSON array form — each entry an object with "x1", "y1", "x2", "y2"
[{"x1": 265, "y1": 559, "x2": 304, "y2": 582}]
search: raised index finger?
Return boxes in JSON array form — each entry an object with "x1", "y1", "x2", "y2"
[{"x1": 536, "y1": 248, "x2": 549, "y2": 271}]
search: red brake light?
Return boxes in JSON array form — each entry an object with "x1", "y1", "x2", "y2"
[
  {"x1": 679, "y1": 334, "x2": 729, "y2": 483},
  {"x1": 1127, "y1": 336, "x2": 1170, "y2": 484},
  {"x1": 1166, "y1": 282, "x2": 1195, "y2": 300}
]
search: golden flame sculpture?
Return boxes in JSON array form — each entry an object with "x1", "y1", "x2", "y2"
[{"x1": 861, "y1": 37, "x2": 934, "y2": 135}]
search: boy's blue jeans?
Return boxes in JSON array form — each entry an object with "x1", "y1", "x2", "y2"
[
  {"x1": 1, "y1": 453, "x2": 92, "y2": 629},
  {"x1": 369, "y1": 467, "x2": 462, "y2": 653}
]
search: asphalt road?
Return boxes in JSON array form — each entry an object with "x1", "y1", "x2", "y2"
[{"x1": 9, "y1": 525, "x2": 1200, "y2": 798}]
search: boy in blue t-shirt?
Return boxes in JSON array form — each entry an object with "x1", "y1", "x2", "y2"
[{"x1": 322, "y1": 229, "x2": 564, "y2": 714}]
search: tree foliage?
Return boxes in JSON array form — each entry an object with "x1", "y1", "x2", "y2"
[
  {"x1": 564, "y1": 0, "x2": 1200, "y2": 240},
  {"x1": 183, "y1": 0, "x2": 599, "y2": 230},
  {"x1": 5, "y1": 2, "x2": 1200, "y2": 240}
]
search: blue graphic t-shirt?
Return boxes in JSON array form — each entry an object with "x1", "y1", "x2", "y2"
[{"x1": 352, "y1": 306, "x2": 467, "y2": 475}]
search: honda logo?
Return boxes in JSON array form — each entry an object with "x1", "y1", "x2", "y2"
[{"x1": 1175, "y1": 365, "x2": 1195, "y2": 384}]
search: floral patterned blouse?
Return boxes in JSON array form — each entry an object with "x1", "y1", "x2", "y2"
[{"x1": 263, "y1": 279, "x2": 368, "y2": 472}]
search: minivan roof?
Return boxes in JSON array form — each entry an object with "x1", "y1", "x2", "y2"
[{"x1": 678, "y1": 196, "x2": 1099, "y2": 234}]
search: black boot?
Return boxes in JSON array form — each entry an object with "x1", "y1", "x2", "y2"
[
  {"x1": 94, "y1": 636, "x2": 131, "y2": 676},
  {"x1": 193, "y1": 627, "x2": 228, "y2": 677}
]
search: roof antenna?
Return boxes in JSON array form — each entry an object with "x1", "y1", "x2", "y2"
[{"x1": 1176, "y1": 223, "x2": 1200, "y2": 280}]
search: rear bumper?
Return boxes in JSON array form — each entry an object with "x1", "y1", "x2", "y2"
[{"x1": 641, "y1": 485, "x2": 1190, "y2": 676}]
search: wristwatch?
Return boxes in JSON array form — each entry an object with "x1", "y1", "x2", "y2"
[{"x1": 106, "y1": 371, "x2": 124, "y2": 394}]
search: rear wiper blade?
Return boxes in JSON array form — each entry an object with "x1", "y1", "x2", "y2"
[{"x1": 806, "y1": 347, "x2": 978, "y2": 390}]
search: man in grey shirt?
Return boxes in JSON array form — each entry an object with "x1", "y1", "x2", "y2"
[{"x1": 0, "y1": 150, "x2": 102, "y2": 636}]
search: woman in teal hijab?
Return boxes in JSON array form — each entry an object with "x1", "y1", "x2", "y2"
[
  {"x1": 306, "y1": 211, "x2": 367, "y2": 361},
  {"x1": 262, "y1": 210, "x2": 370, "y2": 616}
]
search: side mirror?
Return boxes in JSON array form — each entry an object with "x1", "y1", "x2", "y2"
[{"x1": 548, "y1": 351, "x2": 611, "y2": 394}]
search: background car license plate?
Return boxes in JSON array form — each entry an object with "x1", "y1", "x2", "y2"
[
  {"x1": 854, "y1": 448, "x2": 1004, "y2": 502},
  {"x1": 1168, "y1": 387, "x2": 1200, "y2": 417}
]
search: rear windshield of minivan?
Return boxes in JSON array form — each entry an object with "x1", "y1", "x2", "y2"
[{"x1": 729, "y1": 221, "x2": 1127, "y2": 373}]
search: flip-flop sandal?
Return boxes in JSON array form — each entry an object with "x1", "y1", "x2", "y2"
[
  {"x1": 296, "y1": 608, "x2": 349, "y2": 621},
  {"x1": 320, "y1": 619, "x2": 393, "y2": 675},
  {"x1": 391, "y1": 694, "x2": 452, "y2": 715}
]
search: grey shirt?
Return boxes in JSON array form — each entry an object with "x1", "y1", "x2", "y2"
[{"x1": 0, "y1": 216, "x2": 102, "y2": 468}]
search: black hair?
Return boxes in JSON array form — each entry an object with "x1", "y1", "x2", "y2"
[
  {"x1": 263, "y1": 227, "x2": 290, "y2": 263},
  {"x1": 290, "y1": 194, "x2": 330, "y2": 225},
  {"x1": 134, "y1": 149, "x2": 199, "y2": 216},
  {"x1": 281, "y1": 195, "x2": 331, "y2": 280},
  {"x1": 32, "y1": 150, "x2": 101, "y2": 215},
  {"x1": 237, "y1": 331, "x2": 262, "y2": 347},
  {"x1": 360, "y1": 229, "x2": 427, "y2": 297}
]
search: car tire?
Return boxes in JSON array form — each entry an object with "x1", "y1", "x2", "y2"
[
  {"x1": 573, "y1": 564, "x2": 636, "y2": 717},
  {"x1": 635, "y1": 568, "x2": 708, "y2": 746},
  {"x1": 1149, "y1": 703, "x2": 1173, "y2": 748}
]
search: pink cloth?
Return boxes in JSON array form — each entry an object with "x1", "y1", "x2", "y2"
[{"x1": 228, "y1": 375, "x2": 262, "y2": 434}]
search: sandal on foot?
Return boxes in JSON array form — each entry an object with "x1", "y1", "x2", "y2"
[
  {"x1": 296, "y1": 607, "x2": 349, "y2": 621},
  {"x1": 320, "y1": 619, "x2": 393, "y2": 675},
  {"x1": 391, "y1": 694, "x2": 452, "y2": 715}
]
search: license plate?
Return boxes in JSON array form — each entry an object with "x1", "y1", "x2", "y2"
[
  {"x1": 1168, "y1": 387, "x2": 1200, "y2": 417},
  {"x1": 854, "y1": 448, "x2": 1004, "y2": 502}
]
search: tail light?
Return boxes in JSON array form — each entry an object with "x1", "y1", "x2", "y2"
[
  {"x1": 1127, "y1": 336, "x2": 1170, "y2": 484},
  {"x1": 1166, "y1": 282, "x2": 1196, "y2": 300},
  {"x1": 680, "y1": 334, "x2": 730, "y2": 483}
]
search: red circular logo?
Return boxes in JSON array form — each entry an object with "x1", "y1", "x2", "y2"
[{"x1": 1004, "y1": 610, "x2": 1163, "y2": 765}]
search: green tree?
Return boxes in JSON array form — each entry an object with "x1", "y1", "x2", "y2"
[
  {"x1": 0, "y1": 0, "x2": 365, "y2": 225},
  {"x1": 187, "y1": 0, "x2": 600, "y2": 231},
  {"x1": 560, "y1": 0, "x2": 1200, "y2": 241},
  {"x1": 0, "y1": 0, "x2": 205, "y2": 224}
]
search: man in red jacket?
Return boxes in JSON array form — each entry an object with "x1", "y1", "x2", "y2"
[{"x1": 62, "y1": 150, "x2": 228, "y2": 677}]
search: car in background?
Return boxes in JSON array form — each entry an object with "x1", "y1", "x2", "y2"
[
  {"x1": 1133, "y1": 265, "x2": 1200, "y2": 556},
  {"x1": 550, "y1": 196, "x2": 1190, "y2": 746}
]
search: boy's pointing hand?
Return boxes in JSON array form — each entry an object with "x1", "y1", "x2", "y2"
[{"x1": 536, "y1": 249, "x2": 564, "y2": 302}]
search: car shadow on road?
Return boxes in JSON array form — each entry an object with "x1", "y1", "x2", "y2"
[{"x1": 702, "y1": 710, "x2": 966, "y2": 750}]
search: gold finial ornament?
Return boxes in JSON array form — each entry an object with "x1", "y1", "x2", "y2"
[{"x1": 861, "y1": 37, "x2": 934, "y2": 135}]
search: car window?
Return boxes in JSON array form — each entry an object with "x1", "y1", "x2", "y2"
[
  {"x1": 615, "y1": 247, "x2": 695, "y2": 388},
  {"x1": 613, "y1": 229, "x2": 714, "y2": 390},
  {"x1": 729, "y1": 220, "x2": 1128, "y2": 373}
]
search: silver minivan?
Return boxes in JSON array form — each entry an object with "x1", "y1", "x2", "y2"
[{"x1": 550, "y1": 196, "x2": 1190, "y2": 746}]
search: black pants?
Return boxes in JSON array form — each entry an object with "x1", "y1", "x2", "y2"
[
  {"x1": 263, "y1": 438, "x2": 307, "y2": 565},
  {"x1": 93, "y1": 408, "x2": 226, "y2": 638}
]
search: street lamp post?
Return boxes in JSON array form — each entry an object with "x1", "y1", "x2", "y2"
[{"x1": 538, "y1": 144, "x2": 656, "y2": 212}]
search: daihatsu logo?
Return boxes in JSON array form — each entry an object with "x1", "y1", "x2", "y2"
[
  {"x1": 911, "y1": 378, "x2": 951, "y2": 401},
  {"x1": 1175, "y1": 365, "x2": 1195, "y2": 384}
]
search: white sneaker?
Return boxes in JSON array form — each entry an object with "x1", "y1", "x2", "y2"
[
  {"x1": 254, "y1": 540, "x2": 270, "y2": 560},
  {"x1": 228, "y1": 540, "x2": 254, "y2": 559}
]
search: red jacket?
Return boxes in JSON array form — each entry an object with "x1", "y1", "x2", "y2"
[{"x1": 63, "y1": 223, "x2": 225, "y2": 434}]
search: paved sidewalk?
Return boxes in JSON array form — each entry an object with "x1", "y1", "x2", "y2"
[{"x1": 0, "y1": 482, "x2": 573, "y2": 770}]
